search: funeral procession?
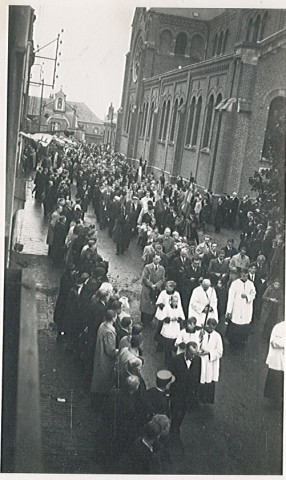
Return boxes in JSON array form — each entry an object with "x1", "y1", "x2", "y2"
[{"x1": 2, "y1": 2, "x2": 285, "y2": 475}]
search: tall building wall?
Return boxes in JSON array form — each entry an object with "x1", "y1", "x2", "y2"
[{"x1": 116, "y1": 7, "x2": 286, "y2": 195}]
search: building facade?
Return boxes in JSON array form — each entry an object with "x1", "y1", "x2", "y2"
[
  {"x1": 6, "y1": 5, "x2": 35, "y2": 263},
  {"x1": 115, "y1": 8, "x2": 286, "y2": 195},
  {"x1": 27, "y1": 89, "x2": 104, "y2": 144}
]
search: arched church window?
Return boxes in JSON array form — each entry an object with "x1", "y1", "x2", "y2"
[
  {"x1": 222, "y1": 29, "x2": 229, "y2": 54},
  {"x1": 210, "y1": 93, "x2": 222, "y2": 149},
  {"x1": 160, "y1": 30, "x2": 172, "y2": 54},
  {"x1": 253, "y1": 15, "x2": 261, "y2": 43},
  {"x1": 217, "y1": 31, "x2": 224, "y2": 55},
  {"x1": 260, "y1": 12, "x2": 268, "y2": 40},
  {"x1": 175, "y1": 32, "x2": 187, "y2": 55},
  {"x1": 246, "y1": 18, "x2": 253, "y2": 42},
  {"x1": 147, "y1": 101, "x2": 155, "y2": 138},
  {"x1": 57, "y1": 98, "x2": 63, "y2": 110},
  {"x1": 170, "y1": 99, "x2": 179, "y2": 142},
  {"x1": 162, "y1": 100, "x2": 171, "y2": 140},
  {"x1": 202, "y1": 95, "x2": 214, "y2": 148},
  {"x1": 140, "y1": 103, "x2": 146, "y2": 136},
  {"x1": 185, "y1": 97, "x2": 196, "y2": 145},
  {"x1": 192, "y1": 96, "x2": 202, "y2": 146},
  {"x1": 190, "y1": 34, "x2": 204, "y2": 61},
  {"x1": 159, "y1": 101, "x2": 166, "y2": 140},
  {"x1": 142, "y1": 102, "x2": 149, "y2": 137},
  {"x1": 213, "y1": 33, "x2": 218, "y2": 56}
]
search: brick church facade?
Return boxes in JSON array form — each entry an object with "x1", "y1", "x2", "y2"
[{"x1": 115, "y1": 8, "x2": 286, "y2": 195}]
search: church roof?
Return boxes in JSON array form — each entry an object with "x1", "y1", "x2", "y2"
[
  {"x1": 149, "y1": 8, "x2": 226, "y2": 21},
  {"x1": 27, "y1": 95, "x2": 103, "y2": 124}
]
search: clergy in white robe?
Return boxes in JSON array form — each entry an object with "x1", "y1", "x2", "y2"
[
  {"x1": 188, "y1": 279, "x2": 218, "y2": 327},
  {"x1": 226, "y1": 269, "x2": 256, "y2": 345},
  {"x1": 198, "y1": 318, "x2": 223, "y2": 404},
  {"x1": 264, "y1": 320, "x2": 285, "y2": 403},
  {"x1": 175, "y1": 317, "x2": 201, "y2": 355}
]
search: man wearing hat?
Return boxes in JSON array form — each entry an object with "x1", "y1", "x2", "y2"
[{"x1": 145, "y1": 370, "x2": 175, "y2": 418}]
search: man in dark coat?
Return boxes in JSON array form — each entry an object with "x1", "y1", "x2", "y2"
[
  {"x1": 140, "y1": 254, "x2": 165, "y2": 326},
  {"x1": 103, "y1": 375, "x2": 147, "y2": 460},
  {"x1": 188, "y1": 258, "x2": 203, "y2": 295},
  {"x1": 108, "y1": 196, "x2": 122, "y2": 237},
  {"x1": 54, "y1": 263, "x2": 77, "y2": 337},
  {"x1": 171, "y1": 247, "x2": 192, "y2": 317},
  {"x1": 50, "y1": 215, "x2": 67, "y2": 266},
  {"x1": 208, "y1": 249, "x2": 229, "y2": 286},
  {"x1": 214, "y1": 197, "x2": 224, "y2": 233},
  {"x1": 145, "y1": 370, "x2": 173, "y2": 419},
  {"x1": 85, "y1": 289, "x2": 109, "y2": 379},
  {"x1": 169, "y1": 341, "x2": 201, "y2": 434},
  {"x1": 222, "y1": 238, "x2": 238, "y2": 261}
]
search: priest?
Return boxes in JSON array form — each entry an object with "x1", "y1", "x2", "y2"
[
  {"x1": 188, "y1": 278, "x2": 218, "y2": 327},
  {"x1": 225, "y1": 269, "x2": 256, "y2": 345}
]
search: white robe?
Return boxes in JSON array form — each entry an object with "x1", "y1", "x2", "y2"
[
  {"x1": 199, "y1": 330, "x2": 223, "y2": 383},
  {"x1": 188, "y1": 286, "x2": 218, "y2": 326},
  {"x1": 159, "y1": 303, "x2": 185, "y2": 339},
  {"x1": 226, "y1": 279, "x2": 256, "y2": 325},
  {"x1": 266, "y1": 321, "x2": 285, "y2": 371},
  {"x1": 174, "y1": 329, "x2": 201, "y2": 355},
  {"x1": 155, "y1": 290, "x2": 183, "y2": 320}
]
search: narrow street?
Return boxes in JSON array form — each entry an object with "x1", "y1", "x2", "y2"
[{"x1": 11, "y1": 180, "x2": 283, "y2": 475}]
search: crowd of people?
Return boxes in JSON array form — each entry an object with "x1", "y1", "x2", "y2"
[{"x1": 28, "y1": 138, "x2": 284, "y2": 473}]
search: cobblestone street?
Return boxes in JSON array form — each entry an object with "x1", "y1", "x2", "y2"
[{"x1": 10, "y1": 180, "x2": 283, "y2": 474}]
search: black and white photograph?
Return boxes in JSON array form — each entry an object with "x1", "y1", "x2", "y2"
[{"x1": 1, "y1": 0, "x2": 285, "y2": 475}]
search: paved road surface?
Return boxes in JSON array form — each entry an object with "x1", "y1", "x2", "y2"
[{"x1": 10, "y1": 181, "x2": 283, "y2": 474}]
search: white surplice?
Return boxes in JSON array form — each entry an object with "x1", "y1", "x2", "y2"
[
  {"x1": 226, "y1": 278, "x2": 256, "y2": 325},
  {"x1": 199, "y1": 330, "x2": 223, "y2": 383}
]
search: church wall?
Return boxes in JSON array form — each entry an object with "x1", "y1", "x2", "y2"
[{"x1": 239, "y1": 46, "x2": 286, "y2": 194}]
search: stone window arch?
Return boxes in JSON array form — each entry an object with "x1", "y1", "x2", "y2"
[
  {"x1": 160, "y1": 30, "x2": 172, "y2": 54},
  {"x1": 192, "y1": 96, "x2": 202, "y2": 146},
  {"x1": 175, "y1": 32, "x2": 187, "y2": 55},
  {"x1": 185, "y1": 97, "x2": 196, "y2": 145}
]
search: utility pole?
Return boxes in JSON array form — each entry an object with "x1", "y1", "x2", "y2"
[
  {"x1": 38, "y1": 78, "x2": 44, "y2": 132},
  {"x1": 29, "y1": 29, "x2": 64, "y2": 132}
]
